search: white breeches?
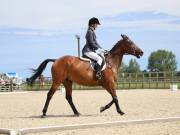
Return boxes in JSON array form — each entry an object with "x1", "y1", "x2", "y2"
[{"x1": 84, "y1": 52, "x2": 103, "y2": 65}]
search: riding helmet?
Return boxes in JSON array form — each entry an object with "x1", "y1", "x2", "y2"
[{"x1": 88, "y1": 17, "x2": 101, "y2": 26}]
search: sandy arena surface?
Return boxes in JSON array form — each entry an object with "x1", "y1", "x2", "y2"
[{"x1": 0, "y1": 89, "x2": 180, "y2": 135}]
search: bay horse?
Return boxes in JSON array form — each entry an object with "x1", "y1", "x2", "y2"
[{"x1": 27, "y1": 34, "x2": 143, "y2": 118}]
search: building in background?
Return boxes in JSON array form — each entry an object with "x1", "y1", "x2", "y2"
[{"x1": 0, "y1": 72, "x2": 23, "y2": 85}]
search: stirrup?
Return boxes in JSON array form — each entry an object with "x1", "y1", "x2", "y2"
[{"x1": 96, "y1": 71, "x2": 102, "y2": 80}]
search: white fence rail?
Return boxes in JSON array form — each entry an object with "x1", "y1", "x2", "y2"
[
  {"x1": 1, "y1": 117, "x2": 180, "y2": 135},
  {"x1": 0, "y1": 128, "x2": 17, "y2": 135}
]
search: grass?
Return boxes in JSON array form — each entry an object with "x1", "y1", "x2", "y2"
[{"x1": 20, "y1": 81, "x2": 180, "y2": 91}]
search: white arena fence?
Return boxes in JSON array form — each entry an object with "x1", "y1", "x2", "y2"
[{"x1": 1, "y1": 117, "x2": 180, "y2": 135}]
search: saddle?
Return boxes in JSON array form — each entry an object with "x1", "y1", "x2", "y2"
[{"x1": 80, "y1": 55, "x2": 106, "y2": 71}]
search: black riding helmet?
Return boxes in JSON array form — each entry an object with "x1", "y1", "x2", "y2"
[{"x1": 88, "y1": 17, "x2": 101, "y2": 26}]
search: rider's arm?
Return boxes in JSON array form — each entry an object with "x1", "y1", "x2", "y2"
[
  {"x1": 86, "y1": 30, "x2": 102, "y2": 50},
  {"x1": 94, "y1": 35, "x2": 102, "y2": 49}
]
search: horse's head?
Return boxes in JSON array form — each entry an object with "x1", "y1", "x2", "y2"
[{"x1": 120, "y1": 34, "x2": 143, "y2": 58}]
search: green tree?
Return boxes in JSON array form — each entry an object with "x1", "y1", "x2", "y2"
[
  {"x1": 118, "y1": 61, "x2": 128, "y2": 80},
  {"x1": 148, "y1": 50, "x2": 177, "y2": 72},
  {"x1": 127, "y1": 59, "x2": 140, "y2": 73},
  {"x1": 119, "y1": 61, "x2": 128, "y2": 73}
]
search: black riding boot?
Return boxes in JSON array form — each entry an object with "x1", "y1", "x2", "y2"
[{"x1": 95, "y1": 64, "x2": 102, "y2": 80}]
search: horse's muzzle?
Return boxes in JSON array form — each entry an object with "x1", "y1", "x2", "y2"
[{"x1": 136, "y1": 51, "x2": 144, "y2": 58}]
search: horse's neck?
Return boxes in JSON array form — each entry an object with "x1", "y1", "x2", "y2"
[
  {"x1": 106, "y1": 53, "x2": 123, "y2": 72},
  {"x1": 108, "y1": 40, "x2": 125, "y2": 70}
]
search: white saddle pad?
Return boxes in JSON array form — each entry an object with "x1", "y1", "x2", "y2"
[{"x1": 80, "y1": 57, "x2": 106, "y2": 71}]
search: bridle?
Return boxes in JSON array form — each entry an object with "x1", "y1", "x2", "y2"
[
  {"x1": 108, "y1": 41, "x2": 137, "y2": 57},
  {"x1": 104, "y1": 39, "x2": 138, "y2": 68}
]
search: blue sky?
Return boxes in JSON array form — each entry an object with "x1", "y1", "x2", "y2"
[{"x1": 0, "y1": 0, "x2": 180, "y2": 78}]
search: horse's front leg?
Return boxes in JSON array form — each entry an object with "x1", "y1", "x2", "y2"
[
  {"x1": 101, "y1": 77, "x2": 125, "y2": 115},
  {"x1": 100, "y1": 100, "x2": 114, "y2": 113},
  {"x1": 112, "y1": 95, "x2": 125, "y2": 115},
  {"x1": 100, "y1": 95, "x2": 124, "y2": 115}
]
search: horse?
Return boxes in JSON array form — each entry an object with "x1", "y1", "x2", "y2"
[{"x1": 27, "y1": 34, "x2": 143, "y2": 118}]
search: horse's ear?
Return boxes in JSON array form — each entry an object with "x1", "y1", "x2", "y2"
[
  {"x1": 121, "y1": 34, "x2": 124, "y2": 39},
  {"x1": 121, "y1": 34, "x2": 128, "y2": 40},
  {"x1": 121, "y1": 34, "x2": 126, "y2": 40}
]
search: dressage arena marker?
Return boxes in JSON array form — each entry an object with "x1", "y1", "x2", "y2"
[
  {"x1": 0, "y1": 128, "x2": 17, "y2": 135},
  {"x1": 18, "y1": 116, "x2": 180, "y2": 135}
]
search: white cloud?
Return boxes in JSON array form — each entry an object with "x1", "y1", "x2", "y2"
[
  {"x1": 0, "y1": 0, "x2": 180, "y2": 31},
  {"x1": 104, "y1": 18, "x2": 180, "y2": 31},
  {"x1": 14, "y1": 30, "x2": 63, "y2": 37}
]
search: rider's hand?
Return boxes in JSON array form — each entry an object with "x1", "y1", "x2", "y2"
[
  {"x1": 97, "y1": 48, "x2": 109, "y2": 55},
  {"x1": 96, "y1": 48, "x2": 102, "y2": 54},
  {"x1": 100, "y1": 48, "x2": 105, "y2": 52},
  {"x1": 104, "y1": 50, "x2": 109, "y2": 55}
]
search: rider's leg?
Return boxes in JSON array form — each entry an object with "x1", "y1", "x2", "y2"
[
  {"x1": 84, "y1": 52, "x2": 103, "y2": 79},
  {"x1": 95, "y1": 61, "x2": 102, "y2": 79}
]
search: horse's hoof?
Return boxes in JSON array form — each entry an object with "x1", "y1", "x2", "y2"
[
  {"x1": 41, "y1": 114, "x2": 46, "y2": 118},
  {"x1": 100, "y1": 106, "x2": 105, "y2": 113},
  {"x1": 74, "y1": 113, "x2": 81, "y2": 117},
  {"x1": 119, "y1": 111, "x2": 125, "y2": 115}
]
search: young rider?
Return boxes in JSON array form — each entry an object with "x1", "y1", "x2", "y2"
[{"x1": 82, "y1": 17, "x2": 106, "y2": 80}]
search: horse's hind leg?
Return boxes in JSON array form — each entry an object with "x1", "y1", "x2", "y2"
[
  {"x1": 41, "y1": 83, "x2": 59, "y2": 118},
  {"x1": 63, "y1": 79, "x2": 80, "y2": 116}
]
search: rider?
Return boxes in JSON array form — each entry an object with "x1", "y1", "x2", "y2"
[{"x1": 82, "y1": 17, "x2": 106, "y2": 80}]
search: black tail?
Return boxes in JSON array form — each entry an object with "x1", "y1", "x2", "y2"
[{"x1": 26, "y1": 59, "x2": 56, "y2": 85}]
